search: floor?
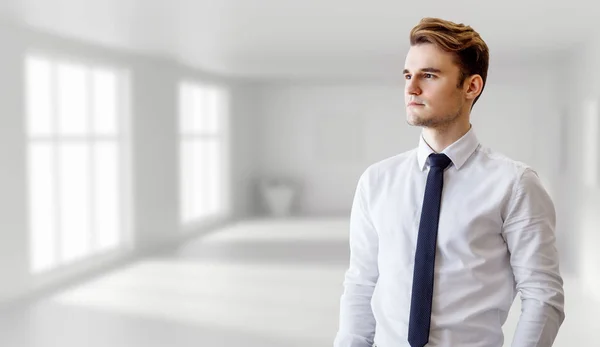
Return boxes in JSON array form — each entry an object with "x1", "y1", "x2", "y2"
[{"x1": 0, "y1": 218, "x2": 597, "y2": 347}]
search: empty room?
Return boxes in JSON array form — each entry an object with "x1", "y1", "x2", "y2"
[{"x1": 0, "y1": 1, "x2": 599, "y2": 346}]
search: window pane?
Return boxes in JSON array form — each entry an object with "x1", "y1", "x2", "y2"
[
  {"x1": 26, "y1": 57, "x2": 53, "y2": 136},
  {"x1": 29, "y1": 143, "x2": 56, "y2": 272},
  {"x1": 178, "y1": 83, "x2": 229, "y2": 223},
  {"x1": 57, "y1": 63, "x2": 88, "y2": 135},
  {"x1": 189, "y1": 87, "x2": 220, "y2": 134},
  {"x1": 180, "y1": 84, "x2": 225, "y2": 135},
  {"x1": 180, "y1": 141, "x2": 191, "y2": 222},
  {"x1": 189, "y1": 87, "x2": 204, "y2": 134},
  {"x1": 59, "y1": 143, "x2": 91, "y2": 263},
  {"x1": 204, "y1": 88, "x2": 219, "y2": 134},
  {"x1": 26, "y1": 55, "x2": 128, "y2": 274},
  {"x1": 185, "y1": 139, "x2": 222, "y2": 219},
  {"x1": 191, "y1": 87, "x2": 203, "y2": 134},
  {"x1": 94, "y1": 142, "x2": 120, "y2": 251},
  {"x1": 179, "y1": 83, "x2": 192, "y2": 134},
  {"x1": 191, "y1": 139, "x2": 208, "y2": 220},
  {"x1": 206, "y1": 140, "x2": 221, "y2": 214},
  {"x1": 92, "y1": 69, "x2": 118, "y2": 135}
]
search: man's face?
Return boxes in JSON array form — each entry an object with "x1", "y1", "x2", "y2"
[{"x1": 403, "y1": 43, "x2": 466, "y2": 128}]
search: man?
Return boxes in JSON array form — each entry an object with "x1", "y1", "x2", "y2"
[{"x1": 333, "y1": 17, "x2": 565, "y2": 347}]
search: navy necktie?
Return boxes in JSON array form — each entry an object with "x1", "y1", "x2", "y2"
[{"x1": 408, "y1": 153, "x2": 452, "y2": 347}]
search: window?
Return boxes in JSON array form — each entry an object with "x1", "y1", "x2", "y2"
[
  {"x1": 25, "y1": 54, "x2": 131, "y2": 273},
  {"x1": 179, "y1": 82, "x2": 230, "y2": 224}
]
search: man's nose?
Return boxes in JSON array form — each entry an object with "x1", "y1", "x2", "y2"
[
  {"x1": 406, "y1": 79, "x2": 421, "y2": 95},
  {"x1": 405, "y1": 79, "x2": 421, "y2": 95}
]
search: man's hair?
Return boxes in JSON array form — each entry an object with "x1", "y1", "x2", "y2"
[{"x1": 410, "y1": 17, "x2": 489, "y2": 107}]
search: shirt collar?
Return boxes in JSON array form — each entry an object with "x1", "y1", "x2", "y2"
[{"x1": 417, "y1": 125, "x2": 480, "y2": 171}]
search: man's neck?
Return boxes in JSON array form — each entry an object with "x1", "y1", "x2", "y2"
[{"x1": 422, "y1": 120, "x2": 471, "y2": 153}]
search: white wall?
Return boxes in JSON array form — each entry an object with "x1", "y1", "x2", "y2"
[
  {"x1": 255, "y1": 61, "x2": 563, "y2": 217},
  {"x1": 255, "y1": 83, "x2": 419, "y2": 215},
  {"x1": 0, "y1": 21, "x2": 29, "y2": 305},
  {"x1": 563, "y1": 39, "x2": 600, "y2": 298},
  {"x1": 0, "y1": 21, "x2": 258, "y2": 305},
  {"x1": 229, "y1": 86, "x2": 261, "y2": 216}
]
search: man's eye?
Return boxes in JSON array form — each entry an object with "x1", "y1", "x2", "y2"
[
  {"x1": 404, "y1": 75, "x2": 411, "y2": 80},
  {"x1": 424, "y1": 73, "x2": 433, "y2": 78}
]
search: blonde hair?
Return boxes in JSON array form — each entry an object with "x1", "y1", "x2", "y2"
[{"x1": 410, "y1": 17, "x2": 489, "y2": 106}]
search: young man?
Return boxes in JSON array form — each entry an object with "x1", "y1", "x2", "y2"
[{"x1": 333, "y1": 18, "x2": 565, "y2": 347}]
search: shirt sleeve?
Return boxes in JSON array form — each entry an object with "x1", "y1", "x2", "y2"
[
  {"x1": 502, "y1": 168, "x2": 565, "y2": 347},
  {"x1": 333, "y1": 168, "x2": 379, "y2": 347}
]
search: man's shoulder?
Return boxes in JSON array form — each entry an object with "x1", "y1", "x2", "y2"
[
  {"x1": 360, "y1": 148, "x2": 417, "y2": 181},
  {"x1": 475, "y1": 145, "x2": 537, "y2": 178}
]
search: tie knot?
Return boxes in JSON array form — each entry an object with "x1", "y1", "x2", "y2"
[{"x1": 428, "y1": 153, "x2": 452, "y2": 169}]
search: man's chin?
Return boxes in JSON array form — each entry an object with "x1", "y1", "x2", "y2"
[{"x1": 407, "y1": 115, "x2": 428, "y2": 127}]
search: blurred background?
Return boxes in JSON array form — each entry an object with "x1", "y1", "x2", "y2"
[{"x1": 0, "y1": 0, "x2": 598, "y2": 346}]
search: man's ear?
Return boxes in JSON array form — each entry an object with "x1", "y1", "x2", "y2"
[{"x1": 464, "y1": 75, "x2": 483, "y2": 101}]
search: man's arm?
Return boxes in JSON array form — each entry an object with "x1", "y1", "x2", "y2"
[
  {"x1": 334, "y1": 169, "x2": 379, "y2": 347},
  {"x1": 502, "y1": 168, "x2": 565, "y2": 347}
]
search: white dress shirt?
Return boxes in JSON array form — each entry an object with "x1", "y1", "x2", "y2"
[{"x1": 334, "y1": 127, "x2": 565, "y2": 347}]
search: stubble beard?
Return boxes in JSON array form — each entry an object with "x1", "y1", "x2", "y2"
[
  {"x1": 407, "y1": 100, "x2": 464, "y2": 131},
  {"x1": 408, "y1": 111, "x2": 460, "y2": 129}
]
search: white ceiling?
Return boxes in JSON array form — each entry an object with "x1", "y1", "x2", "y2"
[{"x1": 0, "y1": 0, "x2": 597, "y2": 79}]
